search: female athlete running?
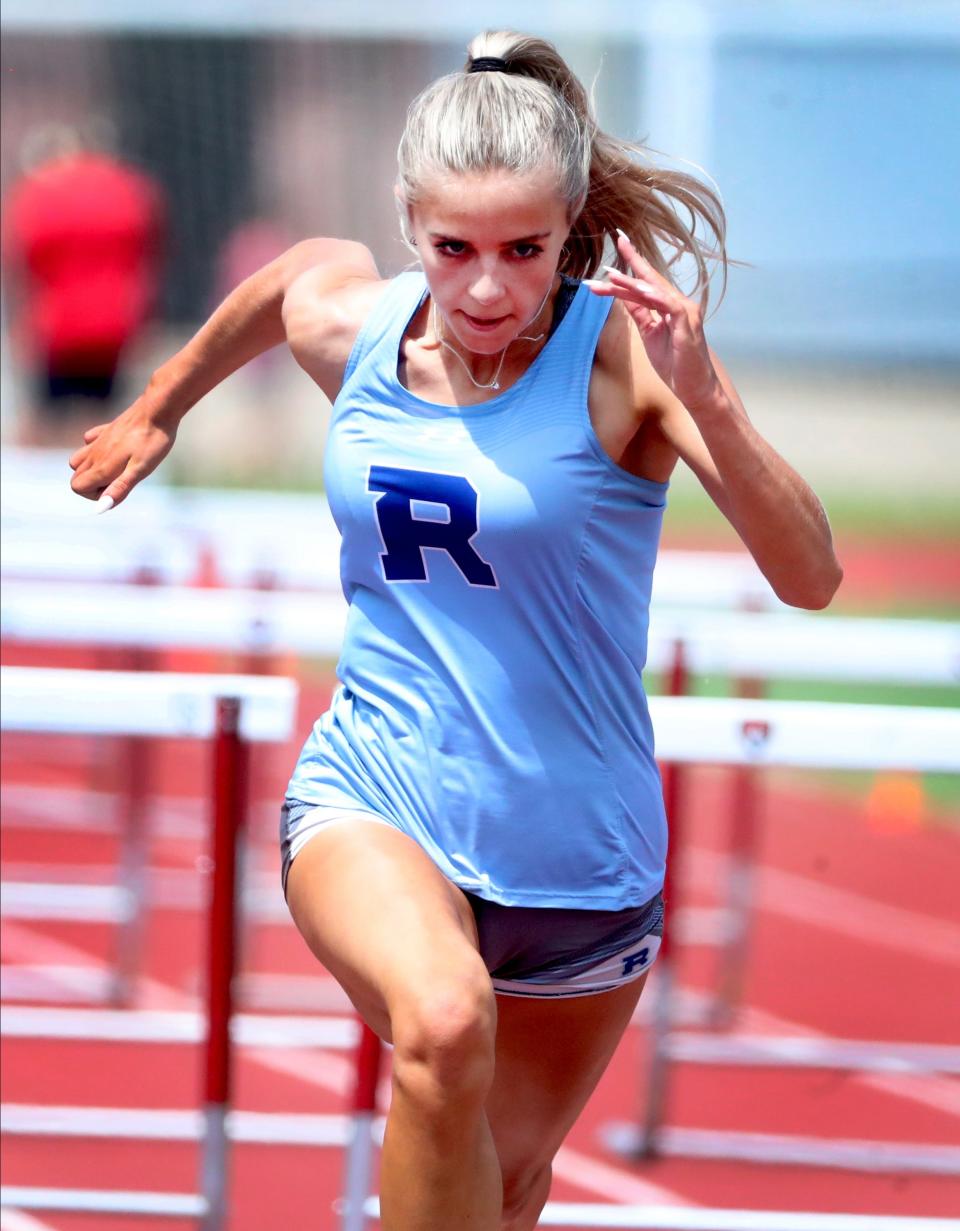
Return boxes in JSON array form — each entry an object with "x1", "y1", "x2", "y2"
[{"x1": 70, "y1": 30, "x2": 842, "y2": 1230}]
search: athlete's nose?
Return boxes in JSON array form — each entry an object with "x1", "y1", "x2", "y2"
[{"x1": 468, "y1": 270, "x2": 504, "y2": 307}]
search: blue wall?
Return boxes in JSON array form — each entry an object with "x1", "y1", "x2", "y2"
[{"x1": 705, "y1": 38, "x2": 960, "y2": 362}]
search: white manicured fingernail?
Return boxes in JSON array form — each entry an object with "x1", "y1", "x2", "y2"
[
  {"x1": 94, "y1": 493, "x2": 115, "y2": 514},
  {"x1": 616, "y1": 227, "x2": 632, "y2": 243},
  {"x1": 603, "y1": 266, "x2": 657, "y2": 293}
]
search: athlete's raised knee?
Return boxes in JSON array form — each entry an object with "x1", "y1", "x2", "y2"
[{"x1": 390, "y1": 969, "x2": 497, "y2": 1112}]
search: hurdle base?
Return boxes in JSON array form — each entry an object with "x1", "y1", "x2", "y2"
[
  {"x1": 0, "y1": 963, "x2": 114, "y2": 1005},
  {"x1": 0, "y1": 1186, "x2": 206, "y2": 1217},
  {"x1": 600, "y1": 1122, "x2": 960, "y2": 1176},
  {"x1": 358, "y1": 1195, "x2": 960, "y2": 1230}
]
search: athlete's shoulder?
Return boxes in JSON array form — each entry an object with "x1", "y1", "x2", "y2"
[
  {"x1": 282, "y1": 244, "x2": 396, "y2": 400},
  {"x1": 281, "y1": 239, "x2": 381, "y2": 333}
]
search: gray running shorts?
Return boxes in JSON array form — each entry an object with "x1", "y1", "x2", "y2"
[{"x1": 280, "y1": 797, "x2": 663, "y2": 999}]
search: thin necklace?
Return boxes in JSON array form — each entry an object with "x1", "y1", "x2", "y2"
[{"x1": 432, "y1": 286, "x2": 552, "y2": 392}]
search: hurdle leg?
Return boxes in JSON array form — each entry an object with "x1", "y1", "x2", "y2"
[
  {"x1": 112, "y1": 595, "x2": 163, "y2": 1005},
  {"x1": 711, "y1": 763, "x2": 761, "y2": 1029},
  {"x1": 637, "y1": 752, "x2": 687, "y2": 1158},
  {"x1": 711, "y1": 661, "x2": 765, "y2": 1030},
  {"x1": 614, "y1": 640, "x2": 690, "y2": 1159},
  {"x1": 234, "y1": 570, "x2": 280, "y2": 1015},
  {"x1": 199, "y1": 696, "x2": 248, "y2": 1231},
  {"x1": 112, "y1": 730, "x2": 151, "y2": 1006},
  {"x1": 340, "y1": 1022, "x2": 383, "y2": 1231}
]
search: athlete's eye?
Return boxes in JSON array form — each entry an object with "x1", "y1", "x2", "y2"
[
  {"x1": 435, "y1": 240, "x2": 467, "y2": 257},
  {"x1": 513, "y1": 243, "x2": 544, "y2": 260}
]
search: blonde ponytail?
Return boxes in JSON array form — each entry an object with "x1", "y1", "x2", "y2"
[{"x1": 396, "y1": 30, "x2": 728, "y2": 310}]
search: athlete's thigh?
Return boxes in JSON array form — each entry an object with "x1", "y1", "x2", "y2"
[
  {"x1": 486, "y1": 976, "x2": 647, "y2": 1179},
  {"x1": 285, "y1": 819, "x2": 483, "y2": 1039}
]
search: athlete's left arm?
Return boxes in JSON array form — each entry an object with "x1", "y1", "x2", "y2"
[{"x1": 588, "y1": 236, "x2": 843, "y2": 610}]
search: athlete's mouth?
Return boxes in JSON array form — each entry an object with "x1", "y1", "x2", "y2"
[{"x1": 462, "y1": 311, "x2": 510, "y2": 330}]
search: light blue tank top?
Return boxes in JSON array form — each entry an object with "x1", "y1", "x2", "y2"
[{"x1": 288, "y1": 271, "x2": 669, "y2": 908}]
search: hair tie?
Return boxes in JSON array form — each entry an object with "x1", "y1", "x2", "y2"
[{"x1": 469, "y1": 57, "x2": 510, "y2": 74}]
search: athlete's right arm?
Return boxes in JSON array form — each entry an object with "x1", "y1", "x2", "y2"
[{"x1": 69, "y1": 237, "x2": 378, "y2": 507}]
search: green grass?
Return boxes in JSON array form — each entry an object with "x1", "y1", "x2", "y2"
[
  {"x1": 168, "y1": 462, "x2": 325, "y2": 494},
  {"x1": 662, "y1": 481, "x2": 960, "y2": 543},
  {"x1": 830, "y1": 596, "x2": 960, "y2": 619},
  {"x1": 821, "y1": 490, "x2": 960, "y2": 540}
]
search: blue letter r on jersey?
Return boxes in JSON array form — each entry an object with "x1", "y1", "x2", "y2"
[{"x1": 369, "y1": 466, "x2": 498, "y2": 587}]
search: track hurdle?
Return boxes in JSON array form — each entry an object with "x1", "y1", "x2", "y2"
[
  {"x1": 644, "y1": 610, "x2": 960, "y2": 1025},
  {"x1": 7, "y1": 580, "x2": 957, "y2": 678},
  {"x1": 605, "y1": 694, "x2": 960, "y2": 1179},
  {"x1": 0, "y1": 667, "x2": 297, "y2": 1230}
]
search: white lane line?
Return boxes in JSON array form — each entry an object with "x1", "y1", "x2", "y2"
[
  {"x1": 865, "y1": 1074, "x2": 960, "y2": 1119},
  {"x1": 553, "y1": 1146, "x2": 694, "y2": 1206},
  {"x1": 1, "y1": 920, "x2": 694, "y2": 1208},
  {"x1": 729, "y1": 999, "x2": 960, "y2": 1120},
  {"x1": 687, "y1": 846, "x2": 960, "y2": 966},
  {"x1": 0, "y1": 1210, "x2": 60, "y2": 1231}
]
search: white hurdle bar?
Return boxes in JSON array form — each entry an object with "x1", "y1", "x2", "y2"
[
  {"x1": 0, "y1": 666, "x2": 297, "y2": 742},
  {"x1": 647, "y1": 696, "x2": 960, "y2": 772},
  {"x1": 0, "y1": 667, "x2": 297, "y2": 1230},
  {"x1": 1, "y1": 472, "x2": 345, "y2": 589},
  {"x1": 3, "y1": 579, "x2": 959, "y2": 683},
  {"x1": 1, "y1": 579, "x2": 347, "y2": 659},
  {"x1": 360, "y1": 1196, "x2": 960, "y2": 1231}
]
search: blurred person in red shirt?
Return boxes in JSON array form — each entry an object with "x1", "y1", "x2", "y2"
[{"x1": 2, "y1": 123, "x2": 165, "y2": 444}]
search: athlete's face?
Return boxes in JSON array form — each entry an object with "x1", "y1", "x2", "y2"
[{"x1": 407, "y1": 167, "x2": 570, "y2": 355}]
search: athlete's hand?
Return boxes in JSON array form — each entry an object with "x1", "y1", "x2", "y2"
[
  {"x1": 69, "y1": 395, "x2": 178, "y2": 509},
  {"x1": 586, "y1": 231, "x2": 723, "y2": 413}
]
